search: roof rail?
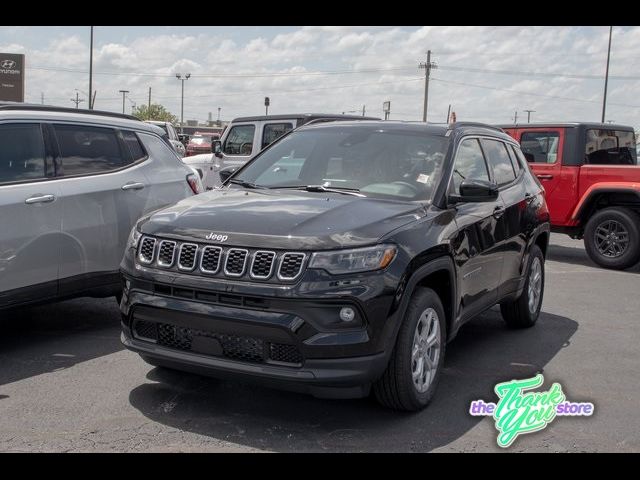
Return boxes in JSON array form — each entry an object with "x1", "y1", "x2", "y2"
[
  {"x1": 450, "y1": 121, "x2": 505, "y2": 132},
  {"x1": 0, "y1": 103, "x2": 140, "y2": 121}
]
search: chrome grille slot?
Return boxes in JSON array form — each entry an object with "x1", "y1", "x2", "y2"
[
  {"x1": 157, "y1": 240, "x2": 176, "y2": 267},
  {"x1": 250, "y1": 251, "x2": 276, "y2": 279},
  {"x1": 224, "y1": 248, "x2": 249, "y2": 277},
  {"x1": 200, "y1": 246, "x2": 222, "y2": 274},
  {"x1": 138, "y1": 237, "x2": 156, "y2": 264},
  {"x1": 178, "y1": 243, "x2": 198, "y2": 271},
  {"x1": 278, "y1": 253, "x2": 306, "y2": 280}
]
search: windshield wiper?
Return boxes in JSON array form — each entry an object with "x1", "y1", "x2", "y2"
[
  {"x1": 287, "y1": 185, "x2": 366, "y2": 197},
  {"x1": 228, "y1": 179, "x2": 267, "y2": 189}
]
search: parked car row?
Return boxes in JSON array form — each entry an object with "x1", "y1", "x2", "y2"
[{"x1": 3, "y1": 102, "x2": 638, "y2": 412}]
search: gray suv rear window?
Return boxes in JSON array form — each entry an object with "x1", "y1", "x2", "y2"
[
  {"x1": 54, "y1": 124, "x2": 126, "y2": 176},
  {"x1": 0, "y1": 123, "x2": 46, "y2": 184}
]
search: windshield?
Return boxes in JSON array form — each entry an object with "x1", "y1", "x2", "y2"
[{"x1": 233, "y1": 126, "x2": 449, "y2": 202}]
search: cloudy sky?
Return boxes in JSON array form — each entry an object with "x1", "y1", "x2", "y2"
[{"x1": 2, "y1": 26, "x2": 639, "y2": 128}]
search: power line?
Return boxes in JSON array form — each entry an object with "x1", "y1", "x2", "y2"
[{"x1": 430, "y1": 76, "x2": 640, "y2": 109}]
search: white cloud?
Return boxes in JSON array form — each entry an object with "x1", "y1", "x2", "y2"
[{"x1": 4, "y1": 26, "x2": 639, "y2": 129}]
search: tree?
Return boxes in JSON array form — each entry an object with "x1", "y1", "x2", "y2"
[{"x1": 133, "y1": 103, "x2": 179, "y2": 124}]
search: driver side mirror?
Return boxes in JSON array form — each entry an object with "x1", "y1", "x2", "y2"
[
  {"x1": 212, "y1": 140, "x2": 223, "y2": 158},
  {"x1": 449, "y1": 179, "x2": 499, "y2": 204}
]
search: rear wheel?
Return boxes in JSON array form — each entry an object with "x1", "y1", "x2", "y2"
[
  {"x1": 500, "y1": 244, "x2": 544, "y2": 328},
  {"x1": 583, "y1": 207, "x2": 640, "y2": 270},
  {"x1": 374, "y1": 288, "x2": 446, "y2": 411}
]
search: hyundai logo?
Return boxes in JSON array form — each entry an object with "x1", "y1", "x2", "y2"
[{"x1": 1, "y1": 60, "x2": 16, "y2": 69}]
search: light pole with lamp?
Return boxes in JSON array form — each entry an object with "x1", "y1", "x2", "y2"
[{"x1": 176, "y1": 73, "x2": 191, "y2": 133}]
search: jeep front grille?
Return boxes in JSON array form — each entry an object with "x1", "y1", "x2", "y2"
[
  {"x1": 157, "y1": 240, "x2": 176, "y2": 267},
  {"x1": 138, "y1": 237, "x2": 156, "y2": 264},
  {"x1": 224, "y1": 248, "x2": 248, "y2": 276},
  {"x1": 178, "y1": 243, "x2": 198, "y2": 271},
  {"x1": 250, "y1": 251, "x2": 276, "y2": 279},
  {"x1": 278, "y1": 253, "x2": 306, "y2": 280},
  {"x1": 136, "y1": 236, "x2": 306, "y2": 283},
  {"x1": 200, "y1": 246, "x2": 222, "y2": 274}
]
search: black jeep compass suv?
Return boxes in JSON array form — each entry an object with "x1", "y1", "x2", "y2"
[{"x1": 120, "y1": 121, "x2": 550, "y2": 411}]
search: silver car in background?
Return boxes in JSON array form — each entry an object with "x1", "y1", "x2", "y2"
[
  {"x1": 145, "y1": 120, "x2": 186, "y2": 157},
  {"x1": 0, "y1": 104, "x2": 201, "y2": 309}
]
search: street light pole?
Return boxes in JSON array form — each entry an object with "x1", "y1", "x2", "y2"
[
  {"x1": 524, "y1": 109, "x2": 536, "y2": 123},
  {"x1": 602, "y1": 26, "x2": 613, "y2": 123},
  {"x1": 88, "y1": 26, "x2": 94, "y2": 109},
  {"x1": 119, "y1": 90, "x2": 129, "y2": 114},
  {"x1": 176, "y1": 73, "x2": 191, "y2": 133}
]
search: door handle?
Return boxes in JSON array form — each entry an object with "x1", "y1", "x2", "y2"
[
  {"x1": 121, "y1": 182, "x2": 145, "y2": 191},
  {"x1": 25, "y1": 194, "x2": 55, "y2": 204},
  {"x1": 536, "y1": 174, "x2": 553, "y2": 180},
  {"x1": 492, "y1": 206, "x2": 506, "y2": 219}
]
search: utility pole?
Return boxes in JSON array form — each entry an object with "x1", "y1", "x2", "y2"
[
  {"x1": 524, "y1": 109, "x2": 536, "y2": 123},
  {"x1": 148, "y1": 87, "x2": 151, "y2": 110},
  {"x1": 446, "y1": 104, "x2": 451, "y2": 123},
  {"x1": 176, "y1": 73, "x2": 191, "y2": 133},
  {"x1": 92, "y1": 90, "x2": 97, "y2": 109},
  {"x1": 602, "y1": 26, "x2": 613, "y2": 123},
  {"x1": 419, "y1": 50, "x2": 437, "y2": 122},
  {"x1": 41, "y1": 92, "x2": 44, "y2": 105},
  {"x1": 217, "y1": 107, "x2": 221, "y2": 124},
  {"x1": 362, "y1": 105, "x2": 366, "y2": 116},
  {"x1": 71, "y1": 91, "x2": 84, "y2": 109},
  {"x1": 119, "y1": 90, "x2": 129, "y2": 114},
  {"x1": 89, "y1": 26, "x2": 94, "y2": 109},
  {"x1": 513, "y1": 111, "x2": 518, "y2": 124}
]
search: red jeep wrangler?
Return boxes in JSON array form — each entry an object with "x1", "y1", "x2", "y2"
[{"x1": 501, "y1": 123, "x2": 640, "y2": 270}]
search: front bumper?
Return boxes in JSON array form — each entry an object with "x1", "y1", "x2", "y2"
[{"x1": 120, "y1": 265, "x2": 400, "y2": 398}]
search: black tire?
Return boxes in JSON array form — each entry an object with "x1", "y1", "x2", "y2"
[
  {"x1": 583, "y1": 207, "x2": 640, "y2": 270},
  {"x1": 374, "y1": 287, "x2": 446, "y2": 411},
  {"x1": 500, "y1": 244, "x2": 544, "y2": 328}
]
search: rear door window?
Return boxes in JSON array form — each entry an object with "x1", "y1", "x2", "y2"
[
  {"x1": 223, "y1": 125, "x2": 255, "y2": 155},
  {"x1": 480, "y1": 138, "x2": 516, "y2": 187},
  {"x1": 520, "y1": 131, "x2": 559, "y2": 163},
  {"x1": 262, "y1": 123, "x2": 293, "y2": 149},
  {"x1": 0, "y1": 123, "x2": 47, "y2": 184},
  {"x1": 54, "y1": 124, "x2": 126, "y2": 176},
  {"x1": 585, "y1": 129, "x2": 637, "y2": 165},
  {"x1": 121, "y1": 131, "x2": 147, "y2": 162}
]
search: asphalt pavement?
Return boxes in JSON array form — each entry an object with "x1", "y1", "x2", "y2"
[{"x1": 1, "y1": 233, "x2": 638, "y2": 452}]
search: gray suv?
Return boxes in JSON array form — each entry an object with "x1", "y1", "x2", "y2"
[{"x1": 0, "y1": 104, "x2": 201, "y2": 309}]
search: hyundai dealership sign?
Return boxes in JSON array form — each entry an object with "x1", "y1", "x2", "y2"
[{"x1": 0, "y1": 53, "x2": 25, "y2": 102}]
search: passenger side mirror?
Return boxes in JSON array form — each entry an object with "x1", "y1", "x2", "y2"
[
  {"x1": 219, "y1": 165, "x2": 239, "y2": 184},
  {"x1": 212, "y1": 140, "x2": 223, "y2": 158},
  {"x1": 449, "y1": 179, "x2": 499, "y2": 203}
]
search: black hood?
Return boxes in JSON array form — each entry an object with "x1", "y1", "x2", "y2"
[{"x1": 140, "y1": 189, "x2": 427, "y2": 250}]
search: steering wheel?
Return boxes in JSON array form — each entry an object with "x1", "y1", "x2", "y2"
[{"x1": 239, "y1": 142, "x2": 252, "y2": 155}]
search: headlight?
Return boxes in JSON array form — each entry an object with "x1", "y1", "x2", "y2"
[
  {"x1": 127, "y1": 225, "x2": 142, "y2": 250},
  {"x1": 309, "y1": 245, "x2": 397, "y2": 275}
]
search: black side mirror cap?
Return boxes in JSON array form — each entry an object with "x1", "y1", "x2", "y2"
[{"x1": 449, "y1": 179, "x2": 499, "y2": 204}]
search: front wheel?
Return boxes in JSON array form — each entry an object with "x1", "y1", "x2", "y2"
[
  {"x1": 500, "y1": 244, "x2": 545, "y2": 328},
  {"x1": 374, "y1": 287, "x2": 446, "y2": 411},
  {"x1": 583, "y1": 207, "x2": 640, "y2": 270}
]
